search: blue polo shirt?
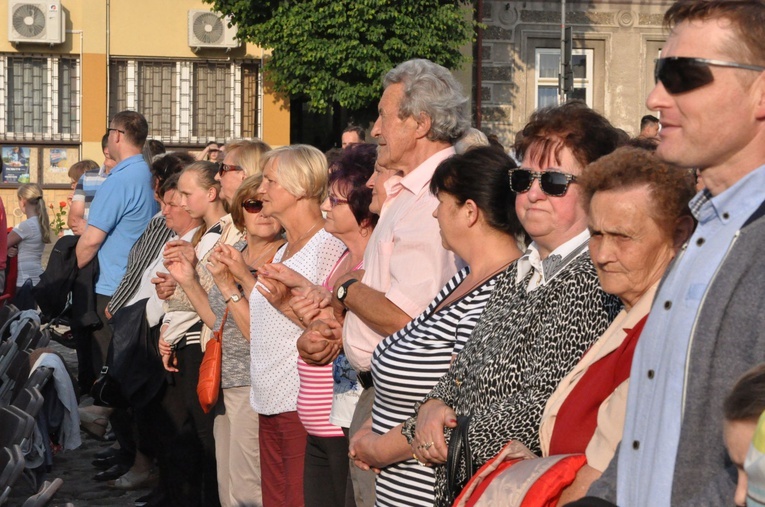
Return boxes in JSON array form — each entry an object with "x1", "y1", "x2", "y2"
[{"x1": 87, "y1": 154, "x2": 157, "y2": 296}]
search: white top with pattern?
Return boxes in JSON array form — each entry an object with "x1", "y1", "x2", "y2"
[{"x1": 249, "y1": 228, "x2": 346, "y2": 415}]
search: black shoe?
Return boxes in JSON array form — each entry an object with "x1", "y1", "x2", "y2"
[
  {"x1": 94, "y1": 446, "x2": 120, "y2": 460},
  {"x1": 136, "y1": 488, "x2": 166, "y2": 507},
  {"x1": 92, "y1": 455, "x2": 121, "y2": 470},
  {"x1": 93, "y1": 463, "x2": 130, "y2": 482},
  {"x1": 103, "y1": 429, "x2": 117, "y2": 441}
]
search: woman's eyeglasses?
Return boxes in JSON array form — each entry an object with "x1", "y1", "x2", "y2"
[
  {"x1": 654, "y1": 57, "x2": 765, "y2": 95},
  {"x1": 218, "y1": 163, "x2": 243, "y2": 176},
  {"x1": 508, "y1": 168, "x2": 577, "y2": 197},
  {"x1": 242, "y1": 199, "x2": 263, "y2": 214},
  {"x1": 328, "y1": 194, "x2": 349, "y2": 207}
]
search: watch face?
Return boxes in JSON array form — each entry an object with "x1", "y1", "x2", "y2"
[
  {"x1": 337, "y1": 286, "x2": 346, "y2": 301},
  {"x1": 230, "y1": 294, "x2": 241, "y2": 302}
]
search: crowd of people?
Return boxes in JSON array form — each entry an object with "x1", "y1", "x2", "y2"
[{"x1": 3, "y1": 1, "x2": 765, "y2": 506}]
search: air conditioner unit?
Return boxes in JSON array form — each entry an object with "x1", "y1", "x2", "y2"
[
  {"x1": 188, "y1": 10, "x2": 240, "y2": 51},
  {"x1": 8, "y1": 0, "x2": 65, "y2": 45}
]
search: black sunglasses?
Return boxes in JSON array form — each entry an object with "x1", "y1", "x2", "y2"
[
  {"x1": 218, "y1": 163, "x2": 243, "y2": 176},
  {"x1": 654, "y1": 57, "x2": 765, "y2": 94},
  {"x1": 242, "y1": 199, "x2": 263, "y2": 214},
  {"x1": 508, "y1": 168, "x2": 577, "y2": 197}
]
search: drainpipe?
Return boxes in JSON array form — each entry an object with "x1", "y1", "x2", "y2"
[{"x1": 475, "y1": 0, "x2": 483, "y2": 129}]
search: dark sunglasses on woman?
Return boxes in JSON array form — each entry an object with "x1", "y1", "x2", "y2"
[
  {"x1": 242, "y1": 199, "x2": 263, "y2": 214},
  {"x1": 654, "y1": 57, "x2": 765, "y2": 95},
  {"x1": 218, "y1": 163, "x2": 243, "y2": 176},
  {"x1": 508, "y1": 168, "x2": 577, "y2": 197}
]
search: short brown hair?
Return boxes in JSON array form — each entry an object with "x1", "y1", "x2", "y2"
[
  {"x1": 68, "y1": 159, "x2": 98, "y2": 182},
  {"x1": 112, "y1": 110, "x2": 149, "y2": 148},
  {"x1": 664, "y1": 0, "x2": 765, "y2": 65},
  {"x1": 724, "y1": 363, "x2": 765, "y2": 422},
  {"x1": 514, "y1": 101, "x2": 623, "y2": 170},
  {"x1": 230, "y1": 174, "x2": 264, "y2": 232},
  {"x1": 579, "y1": 146, "x2": 696, "y2": 232}
]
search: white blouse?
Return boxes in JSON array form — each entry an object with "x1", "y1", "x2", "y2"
[{"x1": 249, "y1": 228, "x2": 346, "y2": 415}]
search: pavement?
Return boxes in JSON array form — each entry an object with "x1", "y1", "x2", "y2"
[{"x1": 5, "y1": 341, "x2": 149, "y2": 507}]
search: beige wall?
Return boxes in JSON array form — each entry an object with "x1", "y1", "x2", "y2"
[{"x1": 1, "y1": 0, "x2": 290, "y2": 190}]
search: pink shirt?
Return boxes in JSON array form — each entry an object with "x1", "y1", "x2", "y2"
[{"x1": 342, "y1": 147, "x2": 462, "y2": 372}]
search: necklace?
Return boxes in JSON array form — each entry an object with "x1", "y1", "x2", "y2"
[
  {"x1": 245, "y1": 240, "x2": 284, "y2": 270},
  {"x1": 283, "y1": 219, "x2": 322, "y2": 260}
]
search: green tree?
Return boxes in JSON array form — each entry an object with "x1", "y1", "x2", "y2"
[{"x1": 205, "y1": 0, "x2": 476, "y2": 113}]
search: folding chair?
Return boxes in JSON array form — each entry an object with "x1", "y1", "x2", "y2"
[
  {"x1": 21, "y1": 477, "x2": 63, "y2": 507},
  {"x1": 0, "y1": 445, "x2": 25, "y2": 506},
  {"x1": 11, "y1": 388, "x2": 43, "y2": 420},
  {"x1": 0, "y1": 406, "x2": 35, "y2": 449}
]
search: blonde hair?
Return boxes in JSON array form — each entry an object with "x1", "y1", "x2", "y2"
[
  {"x1": 180, "y1": 161, "x2": 225, "y2": 246},
  {"x1": 17, "y1": 183, "x2": 51, "y2": 244},
  {"x1": 68, "y1": 159, "x2": 99, "y2": 182},
  {"x1": 261, "y1": 145, "x2": 328, "y2": 202},
  {"x1": 225, "y1": 139, "x2": 271, "y2": 177}
]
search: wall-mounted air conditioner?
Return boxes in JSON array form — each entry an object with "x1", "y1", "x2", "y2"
[
  {"x1": 8, "y1": 0, "x2": 65, "y2": 45},
  {"x1": 188, "y1": 10, "x2": 240, "y2": 51}
]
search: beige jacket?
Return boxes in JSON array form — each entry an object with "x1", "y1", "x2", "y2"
[{"x1": 538, "y1": 283, "x2": 657, "y2": 472}]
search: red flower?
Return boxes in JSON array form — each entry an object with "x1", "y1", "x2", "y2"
[
  {"x1": 49, "y1": 203, "x2": 54, "y2": 209},
  {"x1": 59, "y1": 201, "x2": 67, "y2": 208}
]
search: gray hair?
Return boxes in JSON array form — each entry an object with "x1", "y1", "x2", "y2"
[
  {"x1": 383, "y1": 59, "x2": 469, "y2": 144},
  {"x1": 454, "y1": 128, "x2": 490, "y2": 154}
]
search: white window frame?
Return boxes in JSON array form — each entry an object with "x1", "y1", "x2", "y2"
[
  {"x1": 534, "y1": 48, "x2": 594, "y2": 109},
  {"x1": 0, "y1": 54, "x2": 80, "y2": 142},
  {"x1": 110, "y1": 58, "x2": 261, "y2": 144}
]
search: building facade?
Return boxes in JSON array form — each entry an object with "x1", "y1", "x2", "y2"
[
  {"x1": 476, "y1": 0, "x2": 673, "y2": 146},
  {"x1": 0, "y1": 0, "x2": 289, "y2": 227}
]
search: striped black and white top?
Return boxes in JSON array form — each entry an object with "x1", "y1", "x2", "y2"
[{"x1": 370, "y1": 267, "x2": 499, "y2": 507}]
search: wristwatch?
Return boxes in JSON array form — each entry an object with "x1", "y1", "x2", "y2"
[
  {"x1": 225, "y1": 293, "x2": 243, "y2": 304},
  {"x1": 336, "y1": 278, "x2": 359, "y2": 308}
]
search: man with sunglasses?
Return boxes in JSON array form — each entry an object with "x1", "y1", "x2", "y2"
[{"x1": 589, "y1": 2, "x2": 765, "y2": 506}]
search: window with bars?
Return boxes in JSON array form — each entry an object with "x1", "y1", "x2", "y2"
[
  {"x1": 109, "y1": 58, "x2": 261, "y2": 144},
  {"x1": 0, "y1": 54, "x2": 80, "y2": 141}
]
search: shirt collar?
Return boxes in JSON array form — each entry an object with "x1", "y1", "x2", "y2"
[
  {"x1": 693, "y1": 163, "x2": 765, "y2": 225},
  {"x1": 384, "y1": 147, "x2": 455, "y2": 199},
  {"x1": 516, "y1": 229, "x2": 590, "y2": 285},
  {"x1": 109, "y1": 154, "x2": 144, "y2": 176}
]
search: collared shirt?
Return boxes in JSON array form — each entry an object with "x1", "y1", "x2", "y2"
[
  {"x1": 343, "y1": 147, "x2": 461, "y2": 372},
  {"x1": 88, "y1": 154, "x2": 158, "y2": 296},
  {"x1": 515, "y1": 229, "x2": 590, "y2": 291},
  {"x1": 617, "y1": 164, "x2": 765, "y2": 506}
]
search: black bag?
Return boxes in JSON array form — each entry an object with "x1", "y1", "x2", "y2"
[
  {"x1": 446, "y1": 415, "x2": 474, "y2": 505},
  {"x1": 91, "y1": 299, "x2": 165, "y2": 408}
]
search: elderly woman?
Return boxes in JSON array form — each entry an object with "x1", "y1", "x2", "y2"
[
  {"x1": 409, "y1": 101, "x2": 623, "y2": 506},
  {"x1": 538, "y1": 147, "x2": 695, "y2": 502},
  {"x1": 214, "y1": 145, "x2": 346, "y2": 506},
  {"x1": 346, "y1": 146, "x2": 525, "y2": 506}
]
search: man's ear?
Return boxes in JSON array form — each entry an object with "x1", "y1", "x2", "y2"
[
  {"x1": 414, "y1": 112, "x2": 432, "y2": 140},
  {"x1": 753, "y1": 71, "x2": 765, "y2": 121}
]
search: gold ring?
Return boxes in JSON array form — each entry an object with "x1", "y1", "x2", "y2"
[{"x1": 412, "y1": 453, "x2": 426, "y2": 466}]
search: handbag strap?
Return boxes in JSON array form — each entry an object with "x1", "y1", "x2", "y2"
[
  {"x1": 446, "y1": 414, "x2": 473, "y2": 504},
  {"x1": 214, "y1": 308, "x2": 229, "y2": 342}
]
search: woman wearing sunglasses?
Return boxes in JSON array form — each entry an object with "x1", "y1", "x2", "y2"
[
  {"x1": 212, "y1": 145, "x2": 346, "y2": 506},
  {"x1": 166, "y1": 175, "x2": 284, "y2": 507},
  {"x1": 408, "y1": 101, "x2": 623, "y2": 506}
]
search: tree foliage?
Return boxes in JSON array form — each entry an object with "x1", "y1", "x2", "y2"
[{"x1": 205, "y1": 0, "x2": 476, "y2": 112}]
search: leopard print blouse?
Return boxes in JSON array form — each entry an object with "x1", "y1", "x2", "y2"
[{"x1": 419, "y1": 251, "x2": 621, "y2": 506}]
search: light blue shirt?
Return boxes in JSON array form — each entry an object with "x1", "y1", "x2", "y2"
[
  {"x1": 87, "y1": 154, "x2": 157, "y2": 296},
  {"x1": 617, "y1": 164, "x2": 765, "y2": 506}
]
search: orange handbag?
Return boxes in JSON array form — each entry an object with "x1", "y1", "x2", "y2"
[{"x1": 197, "y1": 308, "x2": 228, "y2": 413}]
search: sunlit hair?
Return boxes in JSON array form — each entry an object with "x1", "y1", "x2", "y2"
[
  {"x1": 383, "y1": 59, "x2": 469, "y2": 143},
  {"x1": 181, "y1": 161, "x2": 225, "y2": 245},
  {"x1": 665, "y1": 0, "x2": 765, "y2": 65},
  {"x1": 514, "y1": 101, "x2": 623, "y2": 170},
  {"x1": 230, "y1": 174, "x2": 265, "y2": 232},
  {"x1": 328, "y1": 144, "x2": 378, "y2": 228},
  {"x1": 225, "y1": 139, "x2": 272, "y2": 177},
  {"x1": 430, "y1": 146, "x2": 523, "y2": 238},
  {"x1": 724, "y1": 363, "x2": 765, "y2": 422},
  {"x1": 579, "y1": 146, "x2": 696, "y2": 233},
  {"x1": 260, "y1": 145, "x2": 328, "y2": 202},
  {"x1": 17, "y1": 183, "x2": 51, "y2": 244},
  {"x1": 454, "y1": 128, "x2": 490, "y2": 155}
]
